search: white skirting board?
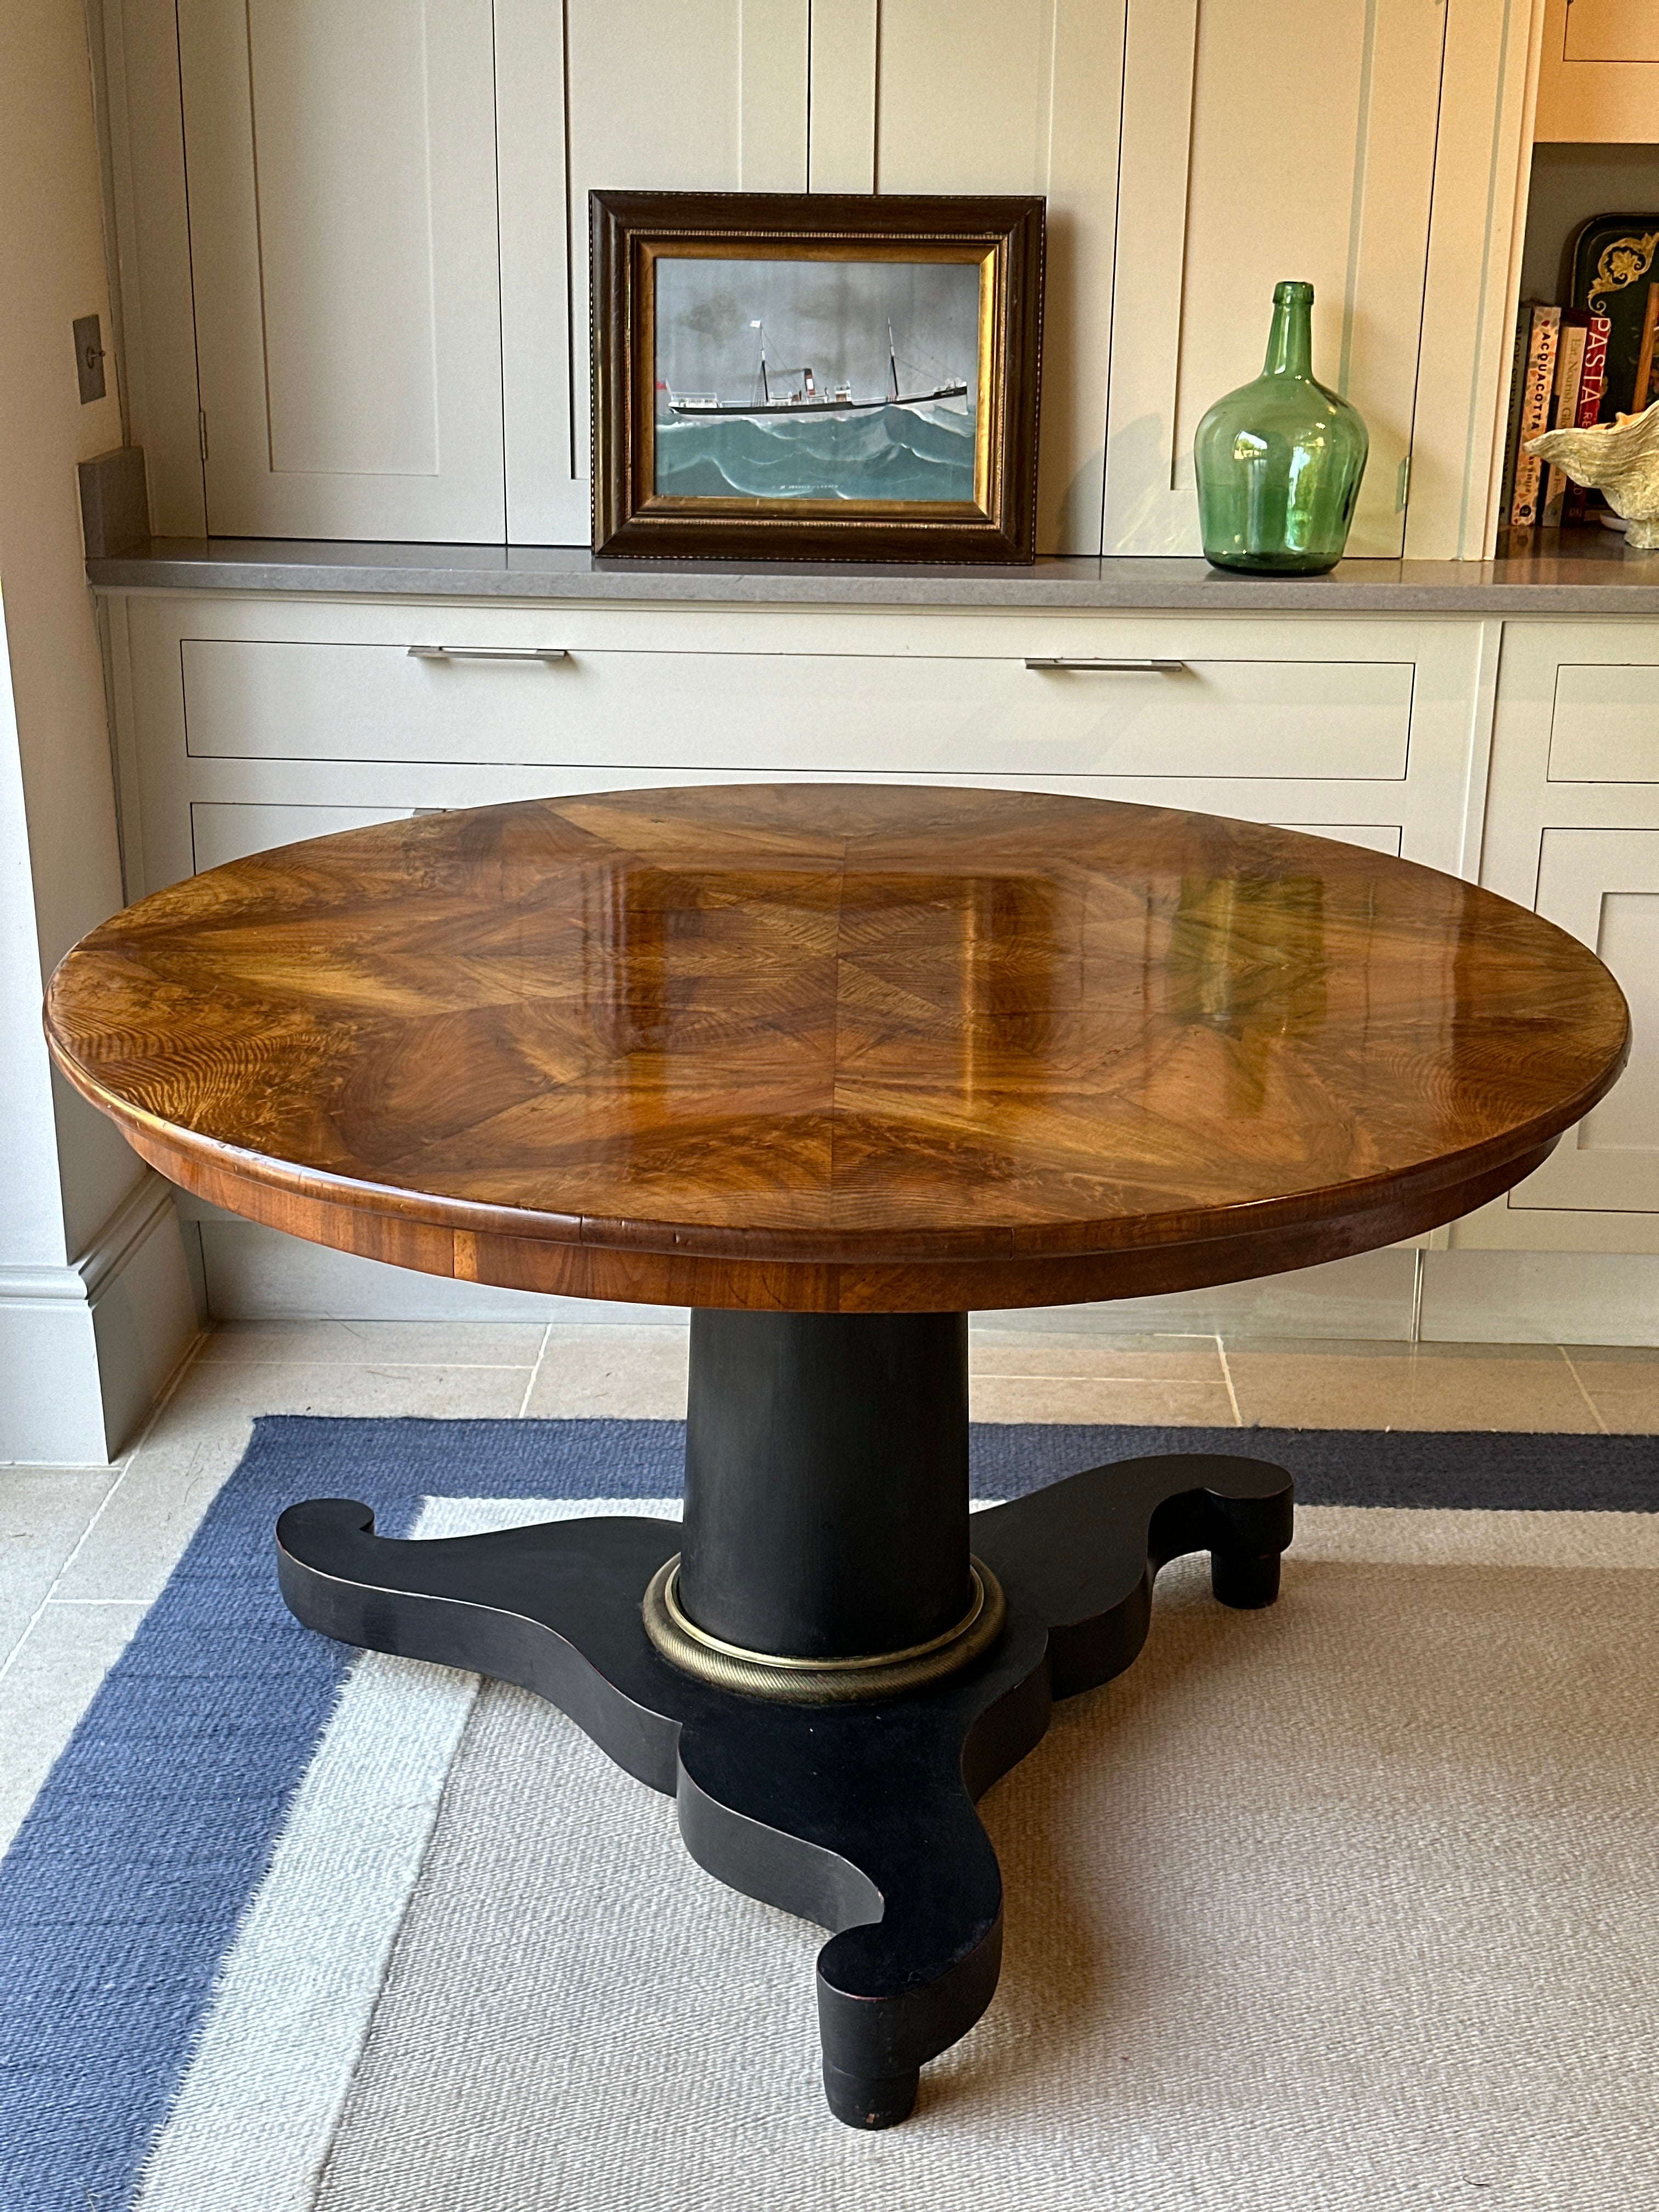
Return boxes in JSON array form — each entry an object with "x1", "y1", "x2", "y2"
[
  {"x1": 1008, "y1": 1249, "x2": 1422, "y2": 1342},
  {"x1": 1417, "y1": 1249, "x2": 1659, "y2": 1346},
  {"x1": 0, "y1": 1174, "x2": 202, "y2": 1462},
  {"x1": 191, "y1": 1209, "x2": 1659, "y2": 1347}
]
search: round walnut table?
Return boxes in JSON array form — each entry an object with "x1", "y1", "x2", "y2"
[{"x1": 45, "y1": 785, "x2": 1628, "y2": 2128}]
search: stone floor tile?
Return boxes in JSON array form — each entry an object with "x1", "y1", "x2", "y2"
[
  {"x1": 524, "y1": 1329, "x2": 691, "y2": 1421},
  {"x1": 1224, "y1": 1344, "x2": 1600, "y2": 1432},
  {"x1": 199, "y1": 1319, "x2": 549, "y2": 1367},
  {"x1": 969, "y1": 1377, "x2": 1239, "y2": 1427},
  {"x1": 969, "y1": 1335, "x2": 1225, "y2": 1383},
  {"x1": 1561, "y1": 1350, "x2": 1659, "y2": 1433},
  {"x1": 0, "y1": 1468, "x2": 121, "y2": 1665}
]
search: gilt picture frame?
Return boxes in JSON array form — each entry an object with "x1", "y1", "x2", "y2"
[{"x1": 591, "y1": 191, "x2": 1043, "y2": 563}]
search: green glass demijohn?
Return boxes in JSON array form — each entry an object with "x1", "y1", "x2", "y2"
[{"x1": 1194, "y1": 281, "x2": 1368, "y2": 575}]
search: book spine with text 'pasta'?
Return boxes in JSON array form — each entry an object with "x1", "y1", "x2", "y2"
[{"x1": 1562, "y1": 313, "x2": 1611, "y2": 527}]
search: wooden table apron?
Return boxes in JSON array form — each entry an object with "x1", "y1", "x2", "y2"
[{"x1": 43, "y1": 784, "x2": 1630, "y2": 2128}]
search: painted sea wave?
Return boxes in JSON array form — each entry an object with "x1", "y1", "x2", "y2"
[{"x1": 654, "y1": 401, "x2": 975, "y2": 503}]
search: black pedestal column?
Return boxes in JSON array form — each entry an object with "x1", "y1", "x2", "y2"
[{"x1": 679, "y1": 1311, "x2": 972, "y2": 1659}]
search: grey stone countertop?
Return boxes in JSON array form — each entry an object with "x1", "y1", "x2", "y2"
[{"x1": 84, "y1": 527, "x2": 1659, "y2": 613}]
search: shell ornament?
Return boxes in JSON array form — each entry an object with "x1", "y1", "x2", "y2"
[{"x1": 1527, "y1": 400, "x2": 1659, "y2": 548}]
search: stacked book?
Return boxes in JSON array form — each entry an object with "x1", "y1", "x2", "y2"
[{"x1": 1500, "y1": 303, "x2": 1614, "y2": 530}]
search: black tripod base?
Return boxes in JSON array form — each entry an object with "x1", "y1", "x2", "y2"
[{"x1": 276, "y1": 1449, "x2": 1292, "y2": 2129}]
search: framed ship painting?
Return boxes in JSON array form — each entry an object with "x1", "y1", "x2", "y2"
[{"x1": 591, "y1": 192, "x2": 1043, "y2": 562}]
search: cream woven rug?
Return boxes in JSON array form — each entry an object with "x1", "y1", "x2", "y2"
[{"x1": 134, "y1": 1500, "x2": 1659, "y2": 2211}]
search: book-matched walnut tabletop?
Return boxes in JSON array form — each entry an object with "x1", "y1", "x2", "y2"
[{"x1": 45, "y1": 782, "x2": 1627, "y2": 1312}]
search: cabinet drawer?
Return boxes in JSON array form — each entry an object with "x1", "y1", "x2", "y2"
[
  {"x1": 1547, "y1": 663, "x2": 1659, "y2": 781},
  {"x1": 180, "y1": 639, "x2": 1413, "y2": 781},
  {"x1": 190, "y1": 801, "x2": 412, "y2": 872}
]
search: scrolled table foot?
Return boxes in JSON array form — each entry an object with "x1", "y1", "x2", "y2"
[
  {"x1": 1211, "y1": 1549, "x2": 1283, "y2": 1609},
  {"x1": 970, "y1": 1450, "x2": 1295, "y2": 1700},
  {"x1": 821, "y1": 2062, "x2": 919, "y2": 2130},
  {"x1": 674, "y1": 1676, "x2": 1033, "y2": 2125}
]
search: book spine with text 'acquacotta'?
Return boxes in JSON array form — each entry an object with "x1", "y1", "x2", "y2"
[
  {"x1": 1498, "y1": 306, "x2": 1532, "y2": 529},
  {"x1": 1508, "y1": 305, "x2": 1561, "y2": 531}
]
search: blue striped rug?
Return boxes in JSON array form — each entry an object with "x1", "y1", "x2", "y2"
[{"x1": 3, "y1": 1415, "x2": 1656, "y2": 2212}]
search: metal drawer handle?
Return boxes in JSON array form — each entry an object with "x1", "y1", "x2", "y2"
[
  {"x1": 408, "y1": 645, "x2": 568, "y2": 663},
  {"x1": 1023, "y1": 657, "x2": 1187, "y2": 672}
]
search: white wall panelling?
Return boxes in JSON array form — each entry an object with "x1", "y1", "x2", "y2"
[
  {"x1": 1409, "y1": 0, "x2": 1547, "y2": 560},
  {"x1": 743, "y1": 1, "x2": 812, "y2": 189},
  {"x1": 97, "y1": 0, "x2": 206, "y2": 534},
  {"x1": 500, "y1": 0, "x2": 1121, "y2": 548},
  {"x1": 872, "y1": 0, "x2": 1126, "y2": 554},
  {"x1": 809, "y1": 0, "x2": 878, "y2": 191},
  {"x1": 1103, "y1": 0, "x2": 1447, "y2": 560},
  {"x1": 121, "y1": 0, "x2": 1132, "y2": 552},
  {"x1": 176, "y1": 0, "x2": 506, "y2": 540},
  {"x1": 493, "y1": 0, "x2": 582, "y2": 549},
  {"x1": 563, "y1": 2, "x2": 765, "y2": 490},
  {"x1": 496, "y1": 0, "x2": 813, "y2": 541}
]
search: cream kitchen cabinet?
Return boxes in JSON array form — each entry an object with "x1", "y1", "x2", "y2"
[
  {"x1": 106, "y1": 566, "x2": 1659, "y2": 1333},
  {"x1": 127, "y1": 0, "x2": 815, "y2": 543},
  {"x1": 1533, "y1": 0, "x2": 1659, "y2": 141},
  {"x1": 106, "y1": 592, "x2": 1489, "y2": 905},
  {"x1": 97, "y1": 577, "x2": 1494, "y2": 1330},
  {"x1": 101, "y1": 0, "x2": 1527, "y2": 556},
  {"x1": 1456, "y1": 620, "x2": 1659, "y2": 1255}
]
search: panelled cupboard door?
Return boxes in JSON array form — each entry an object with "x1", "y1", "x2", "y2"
[
  {"x1": 496, "y1": 0, "x2": 809, "y2": 544},
  {"x1": 1510, "y1": 831, "x2": 1659, "y2": 1212},
  {"x1": 1103, "y1": 0, "x2": 1445, "y2": 558},
  {"x1": 1480, "y1": 624, "x2": 1659, "y2": 1223},
  {"x1": 1534, "y1": 0, "x2": 1659, "y2": 140},
  {"x1": 871, "y1": 0, "x2": 1126, "y2": 554},
  {"x1": 176, "y1": 0, "x2": 505, "y2": 540},
  {"x1": 1477, "y1": 623, "x2": 1659, "y2": 910}
]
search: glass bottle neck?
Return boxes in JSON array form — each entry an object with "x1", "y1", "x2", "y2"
[{"x1": 1262, "y1": 296, "x2": 1314, "y2": 379}]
